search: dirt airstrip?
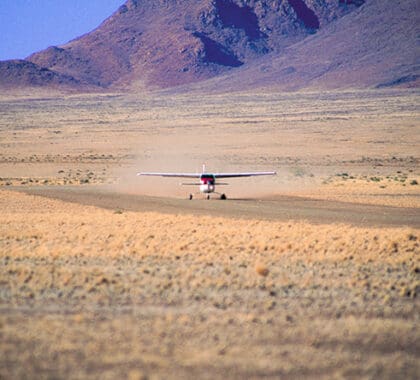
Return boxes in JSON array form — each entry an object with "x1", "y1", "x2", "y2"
[
  {"x1": 0, "y1": 89, "x2": 419, "y2": 379},
  {"x1": 16, "y1": 186, "x2": 420, "y2": 228}
]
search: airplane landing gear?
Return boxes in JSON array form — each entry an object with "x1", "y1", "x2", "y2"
[{"x1": 189, "y1": 193, "x2": 226, "y2": 200}]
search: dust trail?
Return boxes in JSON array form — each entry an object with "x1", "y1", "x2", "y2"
[
  {"x1": 109, "y1": 157, "x2": 323, "y2": 200},
  {"x1": 108, "y1": 152, "x2": 210, "y2": 198},
  {"x1": 104, "y1": 127, "x2": 325, "y2": 199}
]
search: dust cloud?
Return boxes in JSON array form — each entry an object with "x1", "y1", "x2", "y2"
[{"x1": 107, "y1": 133, "x2": 315, "y2": 199}]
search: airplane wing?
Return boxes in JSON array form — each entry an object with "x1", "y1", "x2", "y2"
[
  {"x1": 137, "y1": 172, "x2": 200, "y2": 178},
  {"x1": 137, "y1": 171, "x2": 276, "y2": 178},
  {"x1": 213, "y1": 171, "x2": 276, "y2": 178}
]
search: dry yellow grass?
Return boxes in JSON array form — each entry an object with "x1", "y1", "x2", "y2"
[
  {"x1": 1, "y1": 189, "x2": 419, "y2": 379},
  {"x1": 255, "y1": 264, "x2": 270, "y2": 277},
  {"x1": 295, "y1": 175, "x2": 420, "y2": 208}
]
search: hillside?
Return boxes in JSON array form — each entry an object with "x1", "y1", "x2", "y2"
[
  {"x1": 188, "y1": 0, "x2": 420, "y2": 93},
  {"x1": 0, "y1": 60, "x2": 84, "y2": 90},
  {"x1": 0, "y1": 0, "x2": 418, "y2": 92},
  {"x1": 26, "y1": 0, "x2": 364, "y2": 89}
]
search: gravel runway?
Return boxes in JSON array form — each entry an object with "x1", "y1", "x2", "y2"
[{"x1": 18, "y1": 185, "x2": 420, "y2": 227}]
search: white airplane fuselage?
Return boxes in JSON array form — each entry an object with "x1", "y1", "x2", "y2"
[{"x1": 199, "y1": 174, "x2": 216, "y2": 193}]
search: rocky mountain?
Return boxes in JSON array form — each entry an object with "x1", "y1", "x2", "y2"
[
  {"x1": 189, "y1": 0, "x2": 419, "y2": 92},
  {"x1": 0, "y1": 0, "x2": 418, "y2": 92}
]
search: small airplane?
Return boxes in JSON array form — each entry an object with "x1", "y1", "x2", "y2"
[{"x1": 137, "y1": 164, "x2": 276, "y2": 199}]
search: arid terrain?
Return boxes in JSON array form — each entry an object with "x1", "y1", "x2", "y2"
[
  {"x1": 1, "y1": 88, "x2": 419, "y2": 206},
  {"x1": 1, "y1": 0, "x2": 419, "y2": 377},
  {"x1": 0, "y1": 89, "x2": 419, "y2": 379}
]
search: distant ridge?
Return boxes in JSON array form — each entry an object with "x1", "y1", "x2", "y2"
[
  {"x1": 0, "y1": 60, "x2": 82, "y2": 89},
  {"x1": 0, "y1": 0, "x2": 418, "y2": 93}
]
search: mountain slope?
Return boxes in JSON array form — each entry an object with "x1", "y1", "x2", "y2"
[
  {"x1": 11, "y1": 0, "x2": 362, "y2": 90},
  {"x1": 184, "y1": 0, "x2": 420, "y2": 92}
]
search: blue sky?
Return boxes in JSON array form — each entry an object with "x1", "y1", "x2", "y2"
[{"x1": 0, "y1": 0, "x2": 124, "y2": 61}]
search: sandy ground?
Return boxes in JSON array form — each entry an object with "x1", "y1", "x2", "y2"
[{"x1": 0, "y1": 89, "x2": 419, "y2": 379}]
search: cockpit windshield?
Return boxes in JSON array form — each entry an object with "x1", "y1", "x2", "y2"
[{"x1": 200, "y1": 174, "x2": 215, "y2": 184}]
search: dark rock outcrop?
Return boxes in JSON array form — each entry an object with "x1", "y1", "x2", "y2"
[{"x1": 0, "y1": 60, "x2": 81, "y2": 89}]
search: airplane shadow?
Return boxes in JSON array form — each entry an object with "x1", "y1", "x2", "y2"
[{"x1": 191, "y1": 197, "x2": 258, "y2": 202}]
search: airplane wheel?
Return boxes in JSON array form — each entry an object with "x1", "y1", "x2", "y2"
[
  {"x1": 220, "y1": 194, "x2": 227, "y2": 200},
  {"x1": 189, "y1": 194, "x2": 193, "y2": 200},
  {"x1": 207, "y1": 195, "x2": 210, "y2": 200}
]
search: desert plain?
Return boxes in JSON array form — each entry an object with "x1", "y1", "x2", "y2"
[{"x1": 0, "y1": 88, "x2": 419, "y2": 379}]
